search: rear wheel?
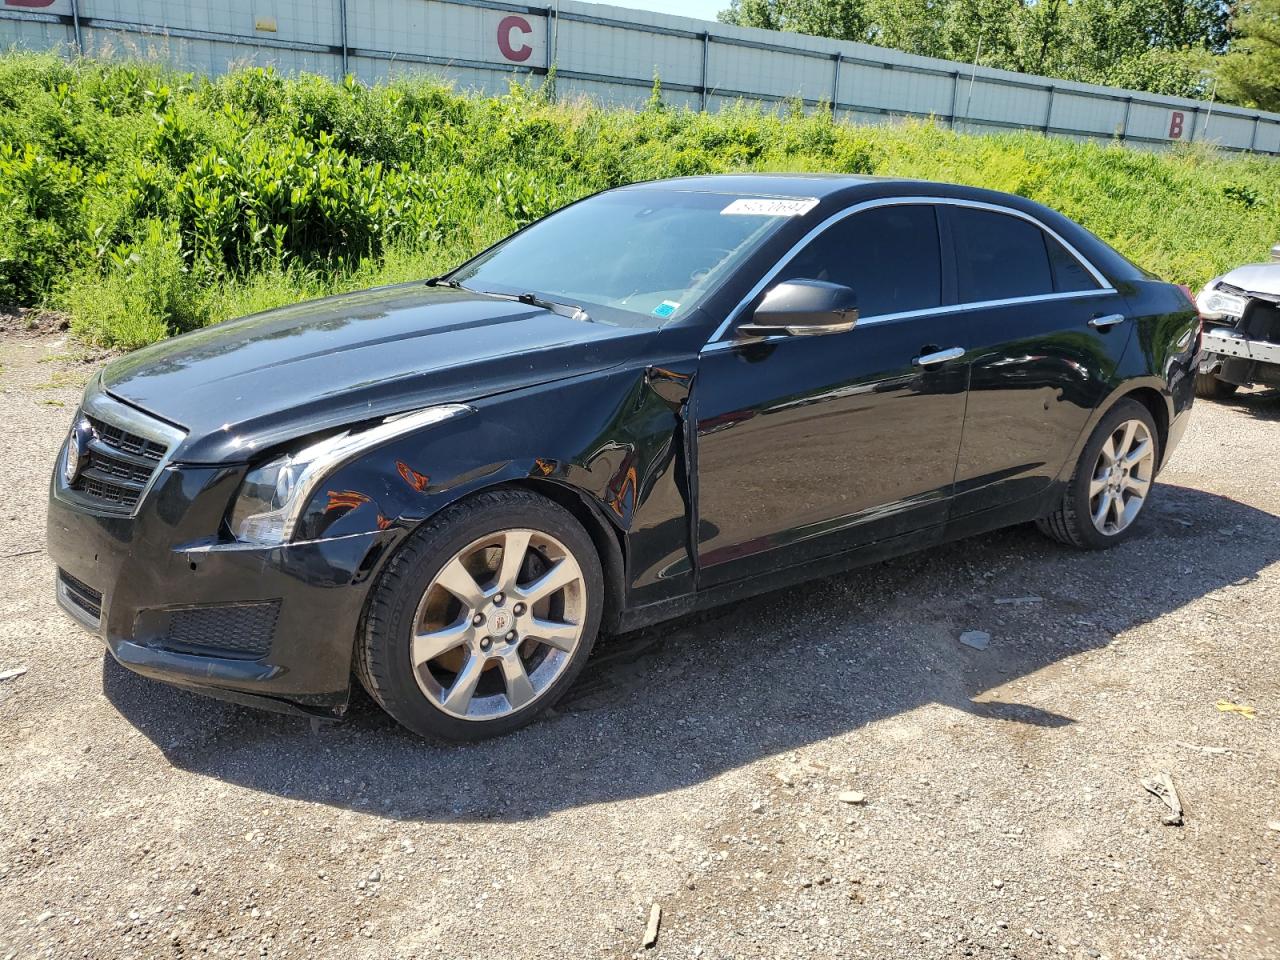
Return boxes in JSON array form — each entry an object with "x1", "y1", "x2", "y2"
[
  {"x1": 1195, "y1": 371, "x2": 1239, "y2": 400},
  {"x1": 357, "y1": 489, "x2": 603, "y2": 741},
  {"x1": 1036, "y1": 398, "x2": 1160, "y2": 550}
]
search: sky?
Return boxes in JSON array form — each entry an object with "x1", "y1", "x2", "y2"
[{"x1": 594, "y1": 0, "x2": 726, "y2": 23}]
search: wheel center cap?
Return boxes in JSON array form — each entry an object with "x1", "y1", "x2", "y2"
[{"x1": 490, "y1": 610, "x2": 512, "y2": 635}]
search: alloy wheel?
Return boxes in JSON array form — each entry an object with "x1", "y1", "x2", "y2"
[
  {"x1": 410, "y1": 528, "x2": 587, "y2": 720},
  {"x1": 1088, "y1": 418, "x2": 1155, "y2": 536}
]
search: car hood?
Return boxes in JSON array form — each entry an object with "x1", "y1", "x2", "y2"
[
  {"x1": 101, "y1": 283, "x2": 659, "y2": 463},
  {"x1": 1219, "y1": 262, "x2": 1280, "y2": 298}
]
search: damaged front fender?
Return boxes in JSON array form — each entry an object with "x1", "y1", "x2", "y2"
[{"x1": 293, "y1": 359, "x2": 700, "y2": 611}]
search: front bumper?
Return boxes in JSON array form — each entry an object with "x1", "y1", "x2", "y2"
[
  {"x1": 1201, "y1": 327, "x2": 1280, "y2": 367},
  {"x1": 47, "y1": 455, "x2": 401, "y2": 715}
]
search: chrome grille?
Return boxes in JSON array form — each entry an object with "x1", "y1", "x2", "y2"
[
  {"x1": 86, "y1": 415, "x2": 167, "y2": 462},
  {"x1": 60, "y1": 389, "x2": 185, "y2": 517},
  {"x1": 79, "y1": 474, "x2": 142, "y2": 509}
]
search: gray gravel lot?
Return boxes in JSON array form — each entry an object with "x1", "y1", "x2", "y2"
[{"x1": 1, "y1": 331, "x2": 1278, "y2": 960}]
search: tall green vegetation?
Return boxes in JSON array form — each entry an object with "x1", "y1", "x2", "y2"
[
  {"x1": 0, "y1": 53, "x2": 1276, "y2": 349},
  {"x1": 719, "y1": 0, "x2": 1236, "y2": 102},
  {"x1": 1219, "y1": 0, "x2": 1280, "y2": 110}
]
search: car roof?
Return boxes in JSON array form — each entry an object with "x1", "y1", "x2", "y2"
[
  {"x1": 620, "y1": 173, "x2": 1051, "y2": 211},
  {"x1": 622, "y1": 173, "x2": 893, "y2": 199},
  {"x1": 620, "y1": 173, "x2": 1151, "y2": 287}
]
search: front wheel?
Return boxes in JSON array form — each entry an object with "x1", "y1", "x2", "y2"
[
  {"x1": 357, "y1": 489, "x2": 603, "y2": 742},
  {"x1": 1036, "y1": 398, "x2": 1160, "y2": 550}
]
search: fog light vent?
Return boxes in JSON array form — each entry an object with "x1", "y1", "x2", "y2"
[
  {"x1": 58, "y1": 569, "x2": 103, "y2": 624},
  {"x1": 163, "y1": 601, "x2": 281, "y2": 659}
]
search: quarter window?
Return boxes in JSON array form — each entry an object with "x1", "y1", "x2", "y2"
[
  {"x1": 1046, "y1": 234, "x2": 1100, "y2": 292},
  {"x1": 776, "y1": 205, "x2": 942, "y2": 317},
  {"x1": 950, "y1": 206, "x2": 1100, "y2": 302}
]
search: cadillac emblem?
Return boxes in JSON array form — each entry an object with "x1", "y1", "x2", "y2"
[{"x1": 64, "y1": 418, "x2": 92, "y2": 485}]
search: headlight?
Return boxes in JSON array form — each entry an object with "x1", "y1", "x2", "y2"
[
  {"x1": 228, "y1": 404, "x2": 473, "y2": 545},
  {"x1": 1196, "y1": 281, "x2": 1247, "y2": 320}
]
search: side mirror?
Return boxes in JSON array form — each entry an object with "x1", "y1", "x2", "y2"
[
  {"x1": 1271, "y1": 242, "x2": 1280, "y2": 263},
  {"x1": 738, "y1": 279, "x2": 859, "y2": 338}
]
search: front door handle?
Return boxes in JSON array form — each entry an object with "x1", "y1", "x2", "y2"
[
  {"x1": 914, "y1": 346, "x2": 966, "y2": 367},
  {"x1": 1088, "y1": 313, "x2": 1127, "y2": 330}
]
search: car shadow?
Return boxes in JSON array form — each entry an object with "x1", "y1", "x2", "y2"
[
  {"x1": 102, "y1": 482, "x2": 1280, "y2": 822},
  {"x1": 1217, "y1": 385, "x2": 1280, "y2": 420}
]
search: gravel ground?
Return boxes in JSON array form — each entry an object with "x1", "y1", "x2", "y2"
[{"x1": 1, "y1": 331, "x2": 1278, "y2": 960}]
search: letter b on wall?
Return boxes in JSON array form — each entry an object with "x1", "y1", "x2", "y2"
[{"x1": 1168, "y1": 111, "x2": 1185, "y2": 140}]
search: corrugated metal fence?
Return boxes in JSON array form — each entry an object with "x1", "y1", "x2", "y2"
[{"x1": 4, "y1": 0, "x2": 1279, "y2": 155}]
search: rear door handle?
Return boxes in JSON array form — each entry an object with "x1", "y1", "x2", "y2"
[
  {"x1": 1088, "y1": 313, "x2": 1127, "y2": 330},
  {"x1": 914, "y1": 346, "x2": 966, "y2": 367}
]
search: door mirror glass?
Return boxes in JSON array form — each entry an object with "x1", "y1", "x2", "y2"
[
  {"x1": 738, "y1": 280, "x2": 859, "y2": 338},
  {"x1": 1271, "y1": 242, "x2": 1280, "y2": 263}
]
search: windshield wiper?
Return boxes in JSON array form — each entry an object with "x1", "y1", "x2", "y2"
[
  {"x1": 426, "y1": 278, "x2": 590, "y2": 322},
  {"x1": 511, "y1": 292, "x2": 590, "y2": 322},
  {"x1": 469, "y1": 289, "x2": 590, "y2": 321}
]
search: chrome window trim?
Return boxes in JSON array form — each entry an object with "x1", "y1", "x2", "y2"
[
  {"x1": 701, "y1": 288, "x2": 1118, "y2": 353},
  {"x1": 53, "y1": 377, "x2": 187, "y2": 519},
  {"x1": 706, "y1": 195, "x2": 1115, "y2": 346}
]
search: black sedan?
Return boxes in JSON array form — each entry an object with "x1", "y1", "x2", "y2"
[{"x1": 47, "y1": 175, "x2": 1199, "y2": 740}]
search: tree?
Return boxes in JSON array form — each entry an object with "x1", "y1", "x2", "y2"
[
  {"x1": 1217, "y1": 0, "x2": 1280, "y2": 110},
  {"x1": 717, "y1": 0, "x2": 1236, "y2": 104},
  {"x1": 718, "y1": 0, "x2": 871, "y2": 41}
]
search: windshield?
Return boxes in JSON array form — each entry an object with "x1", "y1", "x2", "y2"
[{"x1": 450, "y1": 189, "x2": 813, "y2": 327}]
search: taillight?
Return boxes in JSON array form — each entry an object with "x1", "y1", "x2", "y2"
[{"x1": 1178, "y1": 283, "x2": 1203, "y2": 353}]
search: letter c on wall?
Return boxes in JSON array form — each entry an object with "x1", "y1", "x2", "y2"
[{"x1": 497, "y1": 15, "x2": 533, "y2": 63}]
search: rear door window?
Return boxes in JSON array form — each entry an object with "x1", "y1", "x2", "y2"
[
  {"x1": 950, "y1": 206, "x2": 1101, "y2": 302},
  {"x1": 950, "y1": 207, "x2": 1054, "y2": 302},
  {"x1": 777, "y1": 204, "x2": 942, "y2": 318}
]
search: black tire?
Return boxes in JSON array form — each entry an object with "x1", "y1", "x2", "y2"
[
  {"x1": 1036, "y1": 398, "x2": 1161, "y2": 550},
  {"x1": 1194, "y1": 371, "x2": 1239, "y2": 400},
  {"x1": 356, "y1": 488, "x2": 603, "y2": 742}
]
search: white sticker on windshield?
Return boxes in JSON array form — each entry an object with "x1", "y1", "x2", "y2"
[{"x1": 721, "y1": 197, "x2": 819, "y2": 217}]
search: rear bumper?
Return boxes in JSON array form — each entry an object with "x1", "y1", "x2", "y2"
[{"x1": 47, "y1": 459, "x2": 402, "y2": 714}]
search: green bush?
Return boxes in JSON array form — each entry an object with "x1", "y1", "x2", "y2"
[
  {"x1": 0, "y1": 51, "x2": 1273, "y2": 347},
  {"x1": 61, "y1": 219, "x2": 205, "y2": 349}
]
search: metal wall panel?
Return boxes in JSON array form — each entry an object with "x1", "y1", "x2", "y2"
[
  {"x1": 79, "y1": 26, "x2": 336, "y2": 76},
  {"x1": 0, "y1": 14, "x2": 73, "y2": 49},
  {"x1": 963, "y1": 79, "x2": 1045, "y2": 128},
  {"x1": 1051, "y1": 92, "x2": 1127, "y2": 137},
  {"x1": 709, "y1": 42, "x2": 831, "y2": 103},
  {"x1": 841, "y1": 61, "x2": 952, "y2": 118},
  {"x1": 559, "y1": 75, "x2": 699, "y2": 110},
  {"x1": 347, "y1": 0, "x2": 545, "y2": 67},
  {"x1": 1254, "y1": 121, "x2": 1280, "y2": 153},
  {"x1": 1203, "y1": 112, "x2": 1256, "y2": 147},
  {"x1": 558, "y1": 18, "x2": 702, "y2": 88},
  {"x1": 4, "y1": 0, "x2": 72, "y2": 13},
  {"x1": 1127, "y1": 101, "x2": 1188, "y2": 143},
  {"x1": 2, "y1": 0, "x2": 1278, "y2": 155},
  {"x1": 82, "y1": 0, "x2": 339, "y2": 46}
]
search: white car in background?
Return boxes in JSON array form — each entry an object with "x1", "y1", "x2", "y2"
[{"x1": 1196, "y1": 243, "x2": 1280, "y2": 399}]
